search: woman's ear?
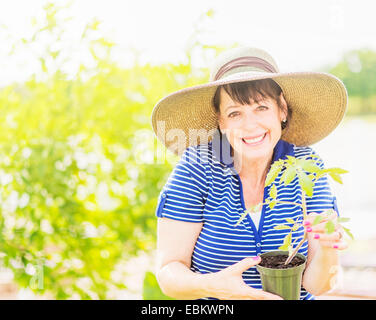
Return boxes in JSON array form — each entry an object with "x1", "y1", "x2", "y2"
[
  {"x1": 279, "y1": 92, "x2": 288, "y2": 120},
  {"x1": 217, "y1": 116, "x2": 225, "y2": 134}
]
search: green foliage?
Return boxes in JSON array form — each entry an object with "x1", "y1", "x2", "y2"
[
  {"x1": 234, "y1": 203, "x2": 262, "y2": 227},
  {"x1": 142, "y1": 271, "x2": 174, "y2": 300},
  {"x1": 330, "y1": 49, "x2": 376, "y2": 98},
  {"x1": 265, "y1": 155, "x2": 349, "y2": 195},
  {"x1": 264, "y1": 157, "x2": 352, "y2": 261},
  {"x1": 0, "y1": 2, "x2": 215, "y2": 299},
  {"x1": 329, "y1": 49, "x2": 376, "y2": 115},
  {"x1": 342, "y1": 227, "x2": 354, "y2": 241},
  {"x1": 235, "y1": 155, "x2": 352, "y2": 262},
  {"x1": 279, "y1": 232, "x2": 292, "y2": 252},
  {"x1": 274, "y1": 218, "x2": 302, "y2": 253}
]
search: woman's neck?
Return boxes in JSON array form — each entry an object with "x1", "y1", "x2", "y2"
[{"x1": 234, "y1": 152, "x2": 273, "y2": 188}]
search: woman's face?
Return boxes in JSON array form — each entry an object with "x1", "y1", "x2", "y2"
[{"x1": 218, "y1": 87, "x2": 287, "y2": 162}]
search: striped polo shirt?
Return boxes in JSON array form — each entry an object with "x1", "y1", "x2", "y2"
[{"x1": 155, "y1": 130, "x2": 339, "y2": 300}]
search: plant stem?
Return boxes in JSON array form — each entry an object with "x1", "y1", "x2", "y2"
[
  {"x1": 237, "y1": 199, "x2": 303, "y2": 225},
  {"x1": 255, "y1": 199, "x2": 302, "y2": 209},
  {"x1": 284, "y1": 232, "x2": 307, "y2": 265},
  {"x1": 301, "y1": 190, "x2": 307, "y2": 220},
  {"x1": 284, "y1": 191, "x2": 307, "y2": 265},
  {"x1": 273, "y1": 200, "x2": 302, "y2": 207}
]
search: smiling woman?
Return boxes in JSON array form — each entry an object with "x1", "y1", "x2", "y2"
[
  {"x1": 212, "y1": 79, "x2": 291, "y2": 213},
  {"x1": 212, "y1": 79, "x2": 292, "y2": 161},
  {"x1": 151, "y1": 46, "x2": 348, "y2": 300}
]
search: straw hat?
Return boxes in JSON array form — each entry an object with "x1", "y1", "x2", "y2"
[{"x1": 151, "y1": 47, "x2": 348, "y2": 156}]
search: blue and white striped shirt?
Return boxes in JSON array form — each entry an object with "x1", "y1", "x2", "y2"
[{"x1": 155, "y1": 131, "x2": 339, "y2": 300}]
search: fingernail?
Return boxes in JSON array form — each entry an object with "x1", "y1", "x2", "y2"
[
  {"x1": 252, "y1": 256, "x2": 260, "y2": 261},
  {"x1": 333, "y1": 244, "x2": 339, "y2": 249},
  {"x1": 314, "y1": 234, "x2": 320, "y2": 239},
  {"x1": 303, "y1": 221, "x2": 311, "y2": 226},
  {"x1": 306, "y1": 227, "x2": 312, "y2": 232}
]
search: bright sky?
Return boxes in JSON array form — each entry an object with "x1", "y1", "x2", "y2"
[{"x1": 0, "y1": 0, "x2": 375, "y2": 86}]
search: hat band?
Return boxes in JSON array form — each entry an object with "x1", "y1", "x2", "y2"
[{"x1": 214, "y1": 56, "x2": 277, "y2": 81}]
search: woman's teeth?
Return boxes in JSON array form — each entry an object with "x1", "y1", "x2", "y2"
[{"x1": 243, "y1": 133, "x2": 266, "y2": 144}]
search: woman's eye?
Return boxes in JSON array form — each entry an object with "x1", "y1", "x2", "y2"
[
  {"x1": 228, "y1": 112, "x2": 239, "y2": 118},
  {"x1": 257, "y1": 105, "x2": 268, "y2": 110}
]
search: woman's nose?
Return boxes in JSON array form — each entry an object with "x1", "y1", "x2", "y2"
[{"x1": 242, "y1": 110, "x2": 259, "y2": 127}]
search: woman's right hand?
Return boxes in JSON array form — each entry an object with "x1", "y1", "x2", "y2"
[{"x1": 205, "y1": 256, "x2": 283, "y2": 300}]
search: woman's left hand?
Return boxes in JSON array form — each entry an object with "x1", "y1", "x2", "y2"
[{"x1": 303, "y1": 211, "x2": 348, "y2": 250}]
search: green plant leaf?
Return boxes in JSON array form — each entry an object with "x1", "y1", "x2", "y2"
[
  {"x1": 286, "y1": 155, "x2": 296, "y2": 163},
  {"x1": 327, "y1": 167, "x2": 349, "y2": 175},
  {"x1": 297, "y1": 171, "x2": 314, "y2": 197},
  {"x1": 308, "y1": 173, "x2": 315, "y2": 181},
  {"x1": 315, "y1": 171, "x2": 327, "y2": 181},
  {"x1": 338, "y1": 217, "x2": 350, "y2": 223},
  {"x1": 343, "y1": 227, "x2": 354, "y2": 240},
  {"x1": 312, "y1": 215, "x2": 324, "y2": 226},
  {"x1": 269, "y1": 184, "x2": 277, "y2": 199},
  {"x1": 265, "y1": 163, "x2": 283, "y2": 187},
  {"x1": 285, "y1": 218, "x2": 296, "y2": 225},
  {"x1": 291, "y1": 224, "x2": 300, "y2": 231},
  {"x1": 329, "y1": 172, "x2": 343, "y2": 184},
  {"x1": 282, "y1": 232, "x2": 292, "y2": 248},
  {"x1": 235, "y1": 210, "x2": 249, "y2": 227},
  {"x1": 281, "y1": 165, "x2": 297, "y2": 185},
  {"x1": 325, "y1": 220, "x2": 336, "y2": 234},
  {"x1": 274, "y1": 225, "x2": 291, "y2": 230},
  {"x1": 297, "y1": 159, "x2": 321, "y2": 173}
]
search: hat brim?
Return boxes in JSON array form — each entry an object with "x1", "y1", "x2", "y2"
[{"x1": 151, "y1": 71, "x2": 348, "y2": 156}]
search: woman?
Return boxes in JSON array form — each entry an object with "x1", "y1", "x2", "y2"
[{"x1": 151, "y1": 47, "x2": 348, "y2": 300}]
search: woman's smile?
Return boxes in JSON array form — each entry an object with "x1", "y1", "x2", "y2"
[{"x1": 242, "y1": 132, "x2": 268, "y2": 146}]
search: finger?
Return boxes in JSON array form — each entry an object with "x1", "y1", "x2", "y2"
[
  {"x1": 305, "y1": 223, "x2": 327, "y2": 233},
  {"x1": 304, "y1": 216, "x2": 329, "y2": 228},
  {"x1": 310, "y1": 231, "x2": 343, "y2": 241},
  {"x1": 230, "y1": 257, "x2": 261, "y2": 274},
  {"x1": 307, "y1": 217, "x2": 343, "y2": 232},
  {"x1": 305, "y1": 210, "x2": 338, "y2": 225},
  {"x1": 304, "y1": 212, "x2": 320, "y2": 224},
  {"x1": 317, "y1": 240, "x2": 348, "y2": 250}
]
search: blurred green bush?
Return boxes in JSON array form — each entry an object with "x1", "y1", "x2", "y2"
[
  {"x1": 0, "y1": 2, "x2": 216, "y2": 299},
  {"x1": 329, "y1": 48, "x2": 376, "y2": 115}
]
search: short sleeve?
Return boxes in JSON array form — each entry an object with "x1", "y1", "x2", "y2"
[
  {"x1": 302, "y1": 148, "x2": 340, "y2": 217},
  {"x1": 155, "y1": 146, "x2": 208, "y2": 223}
]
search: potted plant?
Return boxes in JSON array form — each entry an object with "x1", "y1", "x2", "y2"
[{"x1": 235, "y1": 154, "x2": 353, "y2": 300}]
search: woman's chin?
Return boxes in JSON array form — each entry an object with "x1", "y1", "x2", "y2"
[{"x1": 234, "y1": 138, "x2": 277, "y2": 163}]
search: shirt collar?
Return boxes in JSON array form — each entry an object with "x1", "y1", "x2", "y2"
[{"x1": 210, "y1": 129, "x2": 295, "y2": 175}]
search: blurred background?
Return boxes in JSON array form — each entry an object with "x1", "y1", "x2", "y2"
[{"x1": 0, "y1": 0, "x2": 375, "y2": 299}]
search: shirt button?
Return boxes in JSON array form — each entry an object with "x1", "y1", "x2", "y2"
[
  {"x1": 256, "y1": 243, "x2": 261, "y2": 248},
  {"x1": 162, "y1": 193, "x2": 166, "y2": 198}
]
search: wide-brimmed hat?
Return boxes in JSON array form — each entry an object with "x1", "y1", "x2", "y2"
[{"x1": 151, "y1": 47, "x2": 348, "y2": 156}]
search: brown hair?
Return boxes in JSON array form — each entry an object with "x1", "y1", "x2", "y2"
[
  {"x1": 212, "y1": 78, "x2": 292, "y2": 156},
  {"x1": 212, "y1": 78, "x2": 291, "y2": 126}
]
